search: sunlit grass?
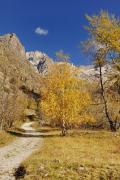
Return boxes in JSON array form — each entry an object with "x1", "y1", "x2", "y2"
[
  {"x1": 0, "y1": 131, "x2": 15, "y2": 147},
  {"x1": 23, "y1": 126, "x2": 120, "y2": 179}
]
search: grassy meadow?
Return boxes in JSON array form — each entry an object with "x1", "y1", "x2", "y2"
[{"x1": 23, "y1": 125, "x2": 120, "y2": 180}]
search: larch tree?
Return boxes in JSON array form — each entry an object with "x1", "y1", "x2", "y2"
[
  {"x1": 40, "y1": 63, "x2": 94, "y2": 135},
  {"x1": 83, "y1": 11, "x2": 120, "y2": 131}
]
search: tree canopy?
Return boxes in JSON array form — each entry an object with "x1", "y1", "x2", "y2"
[{"x1": 40, "y1": 63, "x2": 94, "y2": 135}]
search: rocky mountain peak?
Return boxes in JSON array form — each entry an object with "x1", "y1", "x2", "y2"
[
  {"x1": 26, "y1": 51, "x2": 53, "y2": 74},
  {"x1": 0, "y1": 33, "x2": 26, "y2": 59}
]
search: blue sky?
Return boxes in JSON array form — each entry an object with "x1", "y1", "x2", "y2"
[{"x1": 0, "y1": 0, "x2": 120, "y2": 65}]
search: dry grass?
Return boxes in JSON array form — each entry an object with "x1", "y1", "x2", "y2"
[
  {"x1": 23, "y1": 126, "x2": 120, "y2": 180},
  {"x1": 0, "y1": 131, "x2": 15, "y2": 147}
]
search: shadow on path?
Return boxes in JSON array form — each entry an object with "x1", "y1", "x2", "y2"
[{"x1": 7, "y1": 130, "x2": 61, "y2": 138}]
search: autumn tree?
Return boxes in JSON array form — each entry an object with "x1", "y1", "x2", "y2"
[
  {"x1": 40, "y1": 63, "x2": 94, "y2": 135},
  {"x1": 83, "y1": 11, "x2": 120, "y2": 131}
]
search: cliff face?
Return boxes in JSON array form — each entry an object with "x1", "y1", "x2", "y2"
[
  {"x1": 26, "y1": 51, "x2": 53, "y2": 74},
  {"x1": 0, "y1": 33, "x2": 25, "y2": 59},
  {"x1": 0, "y1": 34, "x2": 41, "y2": 127},
  {"x1": 0, "y1": 33, "x2": 41, "y2": 92}
]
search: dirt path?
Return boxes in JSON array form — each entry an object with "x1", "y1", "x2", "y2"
[{"x1": 0, "y1": 122, "x2": 42, "y2": 180}]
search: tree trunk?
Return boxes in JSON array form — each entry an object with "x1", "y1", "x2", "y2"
[
  {"x1": 61, "y1": 119, "x2": 67, "y2": 136},
  {"x1": 0, "y1": 118, "x2": 4, "y2": 131},
  {"x1": 99, "y1": 65, "x2": 117, "y2": 132}
]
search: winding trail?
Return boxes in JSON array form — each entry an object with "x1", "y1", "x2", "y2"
[{"x1": 0, "y1": 122, "x2": 42, "y2": 180}]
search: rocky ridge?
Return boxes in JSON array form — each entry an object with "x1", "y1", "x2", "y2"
[
  {"x1": 0, "y1": 33, "x2": 41, "y2": 92},
  {"x1": 26, "y1": 51, "x2": 53, "y2": 74},
  {"x1": 0, "y1": 33, "x2": 42, "y2": 123}
]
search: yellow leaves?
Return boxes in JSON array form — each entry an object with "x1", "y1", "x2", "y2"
[
  {"x1": 41, "y1": 91, "x2": 58, "y2": 121},
  {"x1": 85, "y1": 11, "x2": 120, "y2": 52},
  {"x1": 40, "y1": 63, "x2": 94, "y2": 127}
]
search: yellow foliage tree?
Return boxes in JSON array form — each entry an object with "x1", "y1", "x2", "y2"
[
  {"x1": 83, "y1": 11, "x2": 120, "y2": 131},
  {"x1": 40, "y1": 63, "x2": 94, "y2": 135},
  {"x1": 85, "y1": 11, "x2": 120, "y2": 52}
]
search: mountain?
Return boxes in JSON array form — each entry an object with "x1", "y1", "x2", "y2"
[
  {"x1": 0, "y1": 33, "x2": 41, "y2": 91},
  {"x1": 78, "y1": 64, "x2": 112, "y2": 82},
  {"x1": 0, "y1": 33, "x2": 114, "y2": 130},
  {"x1": 0, "y1": 33, "x2": 42, "y2": 129},
  {"x1": 0, "y1": 33, "x2": 112, "y2": 88},
  {"x1": 26, "y1": 51, "x2": 53, "y2": 74}
]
